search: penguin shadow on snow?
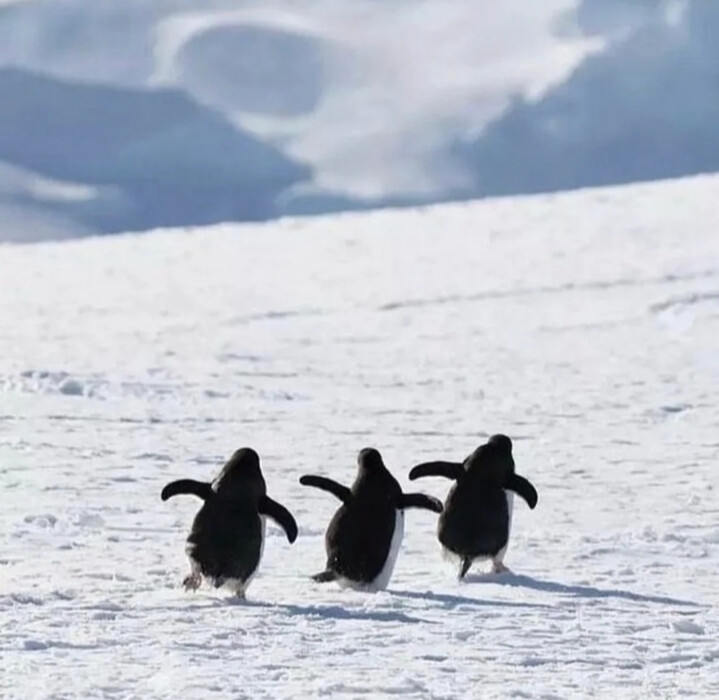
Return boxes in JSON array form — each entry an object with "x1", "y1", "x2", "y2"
[
  {"x1": 135, "y1": 596, "x2": 428, "y2": 624},
  {"x1": 387, "y1": 587, "x2": 550, "y2": 611},
  {"x1": 238, "y1": 599, "x2": 429, "y2": 624},
  {"x1": 464, "y1": 571, "x2": 700, "y2": 607}
]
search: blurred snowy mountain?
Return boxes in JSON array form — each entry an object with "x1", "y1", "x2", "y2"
[{"x1": 0, "y1": 0, "x2": 717, "y2": 240}]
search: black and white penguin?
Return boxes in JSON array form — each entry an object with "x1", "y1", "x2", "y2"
[
  {"x1": 161, "y1": 447, "x2": 298, "y2": 598},
  {"x1": 409, "y1": 434, "x2": 537, "y2": 579},
  {"x1": 300, "y1": 447, "x2": 443, "y2": 591}
]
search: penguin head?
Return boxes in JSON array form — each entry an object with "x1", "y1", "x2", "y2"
[
  {"x1": 355, "y1": 447, "x2": 401, "y2": 495},
  {"x1": 358, "y1": 447, "x2": 384, "y2": 471},
  {"x1": 488, "y1": 434, "x2": 513, "y2": 456},
  {"x1": 212, "y1": 447, "x2": 265, "y2": 497},
  {"x1": 466, "y1": 434, "x2": 515, "y2": 485}
]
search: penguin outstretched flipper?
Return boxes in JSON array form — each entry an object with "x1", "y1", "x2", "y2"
[
  {"x1": 505, "y1": 474, "x2": 538, "y2": 509},
  {"x1": 259, "y1": 495, "x2": 298, "y2": 543},
  {"x1": 396, "y1": 493, "x2": 443, "y2": 513},
  {"x1": 409, "y1": 461, "x2": 464, "y2": 481},
  {"x1": 299, "y1": 475, "x2": 352, "y2": 503},
  {"x1": 161, "y1": 479, "x2": 213, "y2": 501}
]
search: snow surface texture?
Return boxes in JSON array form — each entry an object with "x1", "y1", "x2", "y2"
[
  {"x1": 6, "y1": 0, "x2": 719, "y2": 239},
  {"x1": 2, "y1": 175, "x2": 719, "y2": 697}
]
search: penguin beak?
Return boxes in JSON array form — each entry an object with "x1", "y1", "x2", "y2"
[{"x1": 505, "y1": 473, "x2": 538, "y2": 509}]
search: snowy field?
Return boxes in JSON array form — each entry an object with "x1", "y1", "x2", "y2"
[{"x1": 1, "y1": 175, "x2": 719, "y2": 698}]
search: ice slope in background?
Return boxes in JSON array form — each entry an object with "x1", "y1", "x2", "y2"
[{"x1": 1, "y1": 175, "x2": 718, "y2": 697}]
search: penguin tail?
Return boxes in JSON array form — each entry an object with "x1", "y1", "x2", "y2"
[
  {"x1": 311, "y1": 570, "x2": 338, "y2": 583},
  {"x1": 459, "y1": 558, "x2": 472, "y2": 581}
]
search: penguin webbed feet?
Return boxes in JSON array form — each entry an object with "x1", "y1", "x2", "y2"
[
  {"x1": 182, "y1": 571, "x2": 202, "y2": 591},
  {"x1": 311, "y1": 570, "x2": 338, "y2": 584},
  {"x1": 491, "y1": 560, "x2": 511, "y2": 574}
]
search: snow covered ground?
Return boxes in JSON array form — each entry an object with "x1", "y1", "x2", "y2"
[{"x1": 1, "y1": 175, "x2": 719, "y2": 698}]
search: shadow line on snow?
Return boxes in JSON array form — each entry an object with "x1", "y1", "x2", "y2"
[
  {"x1": 240, "y1": 600, "x2": 428, "y2": 624},
  {"x1": 132, "y1": 598, "x2": 428, "y2": 623},
  {"x1": 464, "y1": 573, "x2": 700, "y2": 607},
  {"x1": 379, "y1": 269, "x2": 719, "y2": 313},
  {"x1": 388, "y1": 588, "x2": 550, "y2": 611}
]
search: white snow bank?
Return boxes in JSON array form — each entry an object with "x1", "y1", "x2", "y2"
[{"x1": 1, "y1": 175, "x2": 718, "y2": 697}]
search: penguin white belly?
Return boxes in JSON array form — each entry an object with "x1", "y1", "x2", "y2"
[
  {"x1": 493, "y1": 490, "x2": 514, "y2": 565},
  {"x1": 441, "y1": 544, "x2": 466, "y2": 564},
  {"x1": 373, "y1": 509, "x2": 404, "y2": 590},
  {"x1": 223, "y1": 515, "x2": 266, "y2": 597},
  {"x1": 339, "y1": 510, "x2": 404, "y2": 592}
]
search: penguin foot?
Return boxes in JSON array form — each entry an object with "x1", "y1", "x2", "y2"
[
  {"x1": 312, "y1": 570, "x2": 338, "y2": 583},
  {"x1": 182, "y1": 572, "x2": 202, "y2": 591},
  {"x1": 491, "y1": 561, "x2": 510, "y2": 574}
]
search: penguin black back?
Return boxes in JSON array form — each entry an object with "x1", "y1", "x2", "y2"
[
  {"x1": 301, "y1": 447, "x2": 442, "y2": 589},
  {"x1": 440, "y1": 443, "x2": 512, "y2": 563},
  {"x1": 409, "y1": 434, "x2": 537, "y2": 578},
  {"x1": 161, "y1": 447, "x2": 298, "y2": 597},
  {"x1": 325, "y1": 448, "x2": 400, "y2": 585}
]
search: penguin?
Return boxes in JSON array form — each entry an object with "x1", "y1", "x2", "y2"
[
  {"x1": 409, "y1": 434, "x2": 537, "y2": 579},
  {"x1": 161, "y1": 447, "x2": 298, "y2": 598},
  {"x1": 299, "y1": 447, "x2": 443, "y2": 591}
]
